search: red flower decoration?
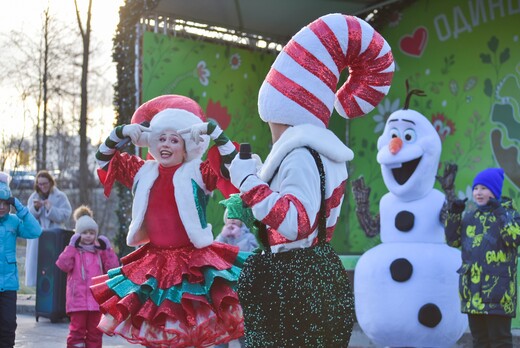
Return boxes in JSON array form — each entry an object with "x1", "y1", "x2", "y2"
[
  {"x1": 206, "y1": 99, "x2": 232, "y2": 130},
  {"x1": 431, "y1": 113, "x2": 456, "y2": 141}
]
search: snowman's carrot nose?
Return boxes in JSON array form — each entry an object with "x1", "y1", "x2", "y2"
[{"x1": 389, "y1": 137, "x2": 403, "y2": 154}]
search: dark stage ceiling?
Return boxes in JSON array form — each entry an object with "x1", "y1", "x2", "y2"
[{"x1": 153, "y1": 0, "x2": 400, "y2": 42}]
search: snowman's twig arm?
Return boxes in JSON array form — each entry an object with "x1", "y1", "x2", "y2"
[
  {"x1": 436, "y1": 162, "x2": 458, "y2": 225},
  {"x1": 351, "y1": 176, "x2": 380, "y2": 238}
]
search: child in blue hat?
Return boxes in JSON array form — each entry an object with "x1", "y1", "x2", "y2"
[
  {"x1": 0, "y1": 172, "x2": 42, "y2": 346},
  {"x1": 445, "y1": 168, "x2": 520, "y2": 347}
]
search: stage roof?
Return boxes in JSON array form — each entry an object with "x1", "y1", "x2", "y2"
[{"x1": 153, "y1": 0, "x2": 399, "y2": 43}]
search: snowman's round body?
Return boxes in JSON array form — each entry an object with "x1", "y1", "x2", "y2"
[
  {"x1": 354, "y1": 108, "x2": 468, "y2": 347},
  {"x1": 355, "y1": 190, "x2": 467, "y2": 347}
]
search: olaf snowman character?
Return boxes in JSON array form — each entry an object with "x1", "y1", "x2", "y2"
[{"x1": 353, "y1": 87, "x2": 468, "y2": 347}]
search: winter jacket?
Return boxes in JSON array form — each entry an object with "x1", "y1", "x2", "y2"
[
  {"x1": 28, "y1": 187, "x2": 72, "y2": 229},
  {"x1": 25, "y1": 187, "x2": 72, "y2": 287},
  {"x1": 238, "y1": 124, "x2": 353, "y2": 253},
  {"x1": 445, "y1": 197, "x2": 520, "y2": 317},
  {"x1": 0, "y1": 207, "x2": 42, "y2": 291},
  {"x1": 55, "y1": 236, "x2": 119, "y2": 313}
]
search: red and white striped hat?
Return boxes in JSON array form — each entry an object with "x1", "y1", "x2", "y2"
[{"x1": 258, "y1": 13, "x2": 395, "y2": 128}]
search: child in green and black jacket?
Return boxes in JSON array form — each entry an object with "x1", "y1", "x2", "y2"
[{"x1": 445, "y1": 167, "x2": 520, "y2": 347}]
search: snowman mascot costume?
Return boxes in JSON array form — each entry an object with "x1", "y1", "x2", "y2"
[{"x1": 353, "y1": 89, "x2": 468, "y2": 347}]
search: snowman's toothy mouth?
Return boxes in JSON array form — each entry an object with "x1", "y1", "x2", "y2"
[{"x1": 391, "y1": 157, "x2": 421, "y2": 185}]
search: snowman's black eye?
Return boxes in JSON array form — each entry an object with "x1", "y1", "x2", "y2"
[
  {"x1": 403, "y1": 128, "x2": 416, "y2": 143},
  {"x1": 389, "y1": 128, "x2": 400, "y2": 138}
]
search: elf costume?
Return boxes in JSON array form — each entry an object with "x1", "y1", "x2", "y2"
[{"x1": 90, "y1": 95, "x2": 248, "y2": 348}]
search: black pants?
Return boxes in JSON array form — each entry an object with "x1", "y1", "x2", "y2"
[
  {"x1": 468, "y1": 313, "x2": 512, "y2": 348},
  {"x1": 0, "y1": 291, "x2": 17, "y2": 348}
]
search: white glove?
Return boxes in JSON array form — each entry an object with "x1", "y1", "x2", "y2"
[
  {"x1": 229, "y1": 153, "x2": 259, "y2": 189},
  {"x1": 122, "y1": 124, "x2": 150, "y2": 144},
  {"x1": 179, "y1": 121, "x2": 223, "y2": 145},
  {"x1": 178, "y1": 123, "x2": 208, "y2": 144},
  {"x1": 251, "y1": 154, "x2": 263, "y2": 172}
]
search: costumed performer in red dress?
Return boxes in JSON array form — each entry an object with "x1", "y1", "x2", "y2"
[{"x1": 90, "y1": 95, "x2": 248, "y2": 348}]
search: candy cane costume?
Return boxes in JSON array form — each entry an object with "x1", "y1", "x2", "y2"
[
  {"x1": 229, "y1": 13, "x2": 394, "y2": 346},
  {"x1": 245, "y1": 13, "x2": 394, "y2": 251}
]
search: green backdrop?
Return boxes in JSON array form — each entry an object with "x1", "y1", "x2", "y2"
[{"x1": 343, "y1": 0, "x2": 520, "y2": 254}]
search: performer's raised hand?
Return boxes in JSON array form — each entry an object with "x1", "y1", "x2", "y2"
[
  {"x1": 229, "y1": 153, "x2": 258, "y2": 189},
  {"x1": 179, "y1": 120, "x2": 223, "y2": 144},
  {"x1": 122, "y1": 124, "x2": 151, "y2": 144}
]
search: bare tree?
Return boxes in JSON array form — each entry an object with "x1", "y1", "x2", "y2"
[
  {"x1": 0, "y1": 5, "x2": 79, "y2": 173},
  {"x1": 74, "y1": 0, "x2": 93, "y2": 205},
  {"x1": 41, "y1": 6, "x2": 50, "y2": 170},
  {"x1": 0, "y1": 133, "x2": 26, "y2": 172}
]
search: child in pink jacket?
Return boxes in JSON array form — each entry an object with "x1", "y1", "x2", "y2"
[{"x1": 56, "y1": 206, "x2": 119, "y2": 348}]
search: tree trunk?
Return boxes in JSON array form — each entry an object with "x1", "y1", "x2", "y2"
[
  {"x1": 41, "y1": 8, "x2": 51, "y2": 170},
  {"x1": 75, "y1": 0, "x2": 93, "y2": 205}
]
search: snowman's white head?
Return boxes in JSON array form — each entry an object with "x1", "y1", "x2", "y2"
[{"x1": 376, "y1": 108, "x2": 441, "y2": 200}]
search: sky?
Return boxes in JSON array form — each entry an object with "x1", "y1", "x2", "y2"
[{"x1": 0, "y1": 0, "x2": 125, "y2": 146}]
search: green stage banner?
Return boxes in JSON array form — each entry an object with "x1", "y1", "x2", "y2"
[{"x1": 343, "y1": 0, "x2": 520, "y2": 254}]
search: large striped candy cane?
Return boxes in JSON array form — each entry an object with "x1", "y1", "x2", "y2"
[{"x1": 258, "y1": 13, "x2": 395, "y2": 128}]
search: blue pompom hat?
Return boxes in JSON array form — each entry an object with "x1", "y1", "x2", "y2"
[
  {"x1": 472, "y1": 168, "x2": 505, "y2": 200},
  {"x1": 0, "y1": 172, "x2": 11, "y2": 201}
]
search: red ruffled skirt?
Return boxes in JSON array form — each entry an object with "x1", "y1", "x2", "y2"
[{"x1": 90, "y1": 242, "x2": 249, "y2": 348}]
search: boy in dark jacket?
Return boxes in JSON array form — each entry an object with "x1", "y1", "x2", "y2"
[{"x1": 445, "y1": 168, "x2": 520, "y2": 347}]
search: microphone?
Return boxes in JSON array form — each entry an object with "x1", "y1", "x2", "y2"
[
  {"x1": 115, "y1": 121, "x2": 150, "y2": 150},
  {"x1": 239, "y1": 143, "x2": 252, "y2": 159}
]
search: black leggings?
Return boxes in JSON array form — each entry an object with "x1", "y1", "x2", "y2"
[
  {"x1": 0, "y1": 291, "x2": 17, "y2": 348},
  {"x1": 468, "y1": 313, "x2": 512, "y2": 348}
]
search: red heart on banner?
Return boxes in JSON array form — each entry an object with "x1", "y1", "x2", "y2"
[{"x1": 400, "y1": 27, "x2": 428, "y2": 57}]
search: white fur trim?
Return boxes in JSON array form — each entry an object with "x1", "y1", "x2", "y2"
[
  {"x1": 258, "y1": 83, "x2": 325, "y2": 128},
  {"x1": 136, "y1": 108, "x2": 210, "y2": 162},
  {"x1": 151, "y1": 109, "x2": 202, "y2": 132},
  {"x1": 175, "y1": 161, "x2": 214, "y2": 248},
  {"x1": 127, "y1": 161, "x2": 158, "y2": 246},
  {"x1": 126, "y1": 159, "x2": 214, "y2": 248},
  {"x1": 259, "y1": 124, "x2": 353, "y2": 181}
]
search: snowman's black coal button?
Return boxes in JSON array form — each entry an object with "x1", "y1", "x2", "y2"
[
  {"x1": 418, "y1": 303, "x2": 442, "y2": 328},
  {"x1": 395, "y1": 210, "x2": 414, "y2": 232},
  {"x1": 390, "y1": 258, "x2": 413, "y2": 282}
]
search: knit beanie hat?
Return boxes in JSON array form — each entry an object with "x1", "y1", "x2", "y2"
[
  {"x1": 0, "y1": 172, "x2": 10, "y2": 200},
  {"x1": 74, "y1": 205, "x2": 98, "y2": 235},
  {"x1": 258, "y1": 13, "x2": 394, "y2": 128},
  {"x1": 130, "y1": 95, "x2": 209, "y2": 162},
  {"x1": 220, "y1": 194, "x2": 256, "y2": 232},
  {"x1": 472, "y1": 168, "x2": 505, "y2": 200}
]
